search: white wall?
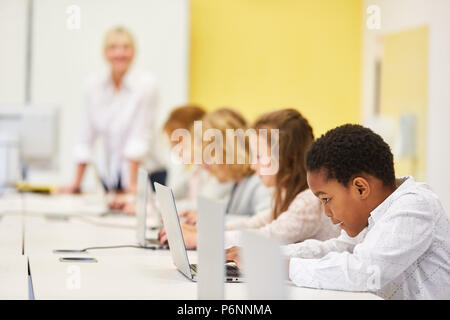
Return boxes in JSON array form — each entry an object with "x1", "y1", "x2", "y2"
[
  {"x1": 3, "y1": 0, "x2": 189, "y2": 188},
  {"x1": 362, "y1": 0, "x2": 450, "y2": 213},
  {"x1": 0, "y1": 0, "x2": 27, "y2": 103}
]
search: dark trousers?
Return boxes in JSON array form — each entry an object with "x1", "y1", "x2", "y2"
[
  {"x1": 101, "y1": 169, "x2": 167, "y2": 192},
  {"x1": 148, "y1": 169, "x2": 167, "y2": 192}
]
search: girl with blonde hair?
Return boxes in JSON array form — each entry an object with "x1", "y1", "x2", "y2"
[
  {"x1": 178, "y1": 108, "x2": 273, "y2": 224},
  {"x1": 159, "y1": 108, "x2": 273, "y2": 247}
]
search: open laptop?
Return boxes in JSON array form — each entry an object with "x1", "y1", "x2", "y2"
[
  {"x1": 154, "y1": 182, "x2": 243, "y2": 282},
  {"x1": 136, "y1": 167, "x2": 168, "y2": 249}
]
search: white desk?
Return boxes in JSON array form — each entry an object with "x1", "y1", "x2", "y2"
[
  {"x1": 24, "y1": 215, "x2": 143, "y2": 256},
  {"x1": 25, "y1": 215, "x2": 380, "y2": 300},
  {"x1": 0, "y1": 255, "x2": 29, "y2": 300},
  {"x1": 21, "y1": 193, "x2": 110, "y2": 217},
  {"x1": 0, "y1": 191, "x2": 23, "y2": 213},
  {"x1": 0, "y1": 215, "x2": 24, "y2": 255},
  {"x1": 0, "y1": 193, "x2": 382, "y2": 300},
  {"x1": 29, "y1": 252, "x2": 380, "y2": 300},
  {"x1": 0, "y1": 195, "x2": 28, "y2": 300}
]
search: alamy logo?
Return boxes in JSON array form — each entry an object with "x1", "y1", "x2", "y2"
[
  {"x1": 366, "y1": 265, "x2": 381, "y2": 291},
  {"x1": 66, "y1": 5, "x2": 81, "y2": 30},
  {"x1": 366, "y1": 5, "x2": 381, "y2": 30},
  {"x1": 66, "y1": 265, "x2": 81, "y2": 290},
  {"x1": 170, "y1": 121, "x2": 280, "y2": 175}
]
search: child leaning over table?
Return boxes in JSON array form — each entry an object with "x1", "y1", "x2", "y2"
[{"x1": 283, "y1": 124, "x2": 450, "y2": 300}]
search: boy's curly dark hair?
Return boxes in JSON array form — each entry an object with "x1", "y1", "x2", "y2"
[{"x1": 306, "y1": 124, "x2": 395, "y2": 187}]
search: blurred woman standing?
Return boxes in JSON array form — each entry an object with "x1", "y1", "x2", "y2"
[{"x1": 62, "y1": 26, "x2": 160, "y2": 194}]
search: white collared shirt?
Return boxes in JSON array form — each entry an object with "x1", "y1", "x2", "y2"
[
  {"x1": 287, "y1": 176, "x2": 450, "y2": 300},
  {"x1": 73, "y1": 70, "x2": 158, "y2": 189}
]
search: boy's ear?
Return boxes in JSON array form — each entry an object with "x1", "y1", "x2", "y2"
[{"x1": 351, "y1": 177, "x2": 370, "y2": 199}]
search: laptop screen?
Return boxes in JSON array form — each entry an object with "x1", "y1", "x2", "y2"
[
  {"x1": 136, "y1": 167, "x2": 149, "y2": 246},
  {"x1": 154, "y1": 182, "x2": 192, "y2": 279}
]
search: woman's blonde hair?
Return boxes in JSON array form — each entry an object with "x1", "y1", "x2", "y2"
[
  {"x1": 103, "y1": 26, "x2": 136, "y2": 52},
  {"x1": 199, "y1": 108, "x2": 253, "y2": 180}
]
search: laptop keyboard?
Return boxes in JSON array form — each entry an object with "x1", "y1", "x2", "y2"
[
  {"x1": 190, "y1": 264, "x2": 241, "y2": 277},
  {"x1": 225, "y1": 264, "x2": 240, "y2": 277}
]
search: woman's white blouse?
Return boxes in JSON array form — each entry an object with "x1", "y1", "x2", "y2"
[{"x1": 73, "y1": 70, "x2": 158, "y2": 189}]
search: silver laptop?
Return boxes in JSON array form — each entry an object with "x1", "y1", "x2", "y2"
[
  {"x1": 154, "y1": 182, "x2": 243, "y2": 282},
  {"x1": 136, "y1": 167, "x2": 168, "y2": 249}
]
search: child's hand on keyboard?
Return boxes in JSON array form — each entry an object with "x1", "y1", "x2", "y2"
[{"x1": 225, "y1": 246, "x2": 242, "y2": 269}]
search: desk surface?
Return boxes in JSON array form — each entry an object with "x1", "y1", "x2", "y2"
[
  {"x1": 0, "y1": 193, "x2": 382, "y2": 300},
  {"x1": 24, "y1": 215, "x2": 142, "y2": 256},
  {"x1": 29, "y1": 252, "x2": 380, "y2": 300},
  {"x1": 25, "y1": 215, "x2": 380, "y2": 300},
  {"x1": 21, "y1": 193, "x2": 109, "y2": 217},
  {"x1": 0, "y1": 255, "x2": 29, "y2": 300},
  {"x1": 0, "y1": 215, "x2": 23, "y2": 255}
]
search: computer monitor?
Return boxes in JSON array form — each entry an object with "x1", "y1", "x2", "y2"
[
  {"x1": 0, "y1": 105, "x2": 59, "y2": 168},
  {"x1": 0, "y1": 105, "x2": 59, "y2": 188}
]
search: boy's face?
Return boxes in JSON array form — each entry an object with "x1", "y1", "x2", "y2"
[{"x1": 307, "y1": 169, "x2": 370, "y2": 237}]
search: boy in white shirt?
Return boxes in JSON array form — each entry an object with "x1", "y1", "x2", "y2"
[{"x1": 286, "y1": 124, "x2": 450, "y2": 300}]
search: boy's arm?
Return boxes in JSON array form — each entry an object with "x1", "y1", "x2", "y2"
[
  {"x1": 282, "y1": 228, "x2": 367, "y2": 259},
  {"x1": 288, "y1": 195, "x2": 434, "y2": 293}
]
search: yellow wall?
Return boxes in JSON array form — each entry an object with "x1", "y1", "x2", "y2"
[
  {"x1": 380, "y1": 26, "x2": 429, "y2": 180},
  {"x1": 189, "y1": 0, "x2": 363, "y2": 137}
]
